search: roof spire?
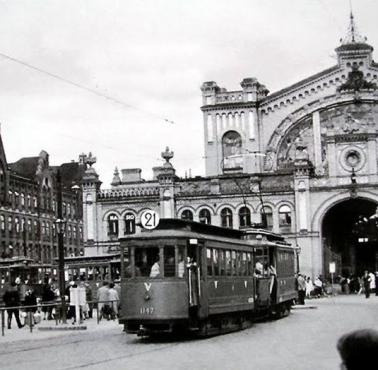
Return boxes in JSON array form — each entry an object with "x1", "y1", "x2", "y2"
[{"x1": 340, "y1": 8, "x2": 367, "y2": 45}]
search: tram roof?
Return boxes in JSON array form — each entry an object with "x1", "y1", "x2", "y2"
[
  {"x1": 120, "y1": 218, "x2": 289, "y2": 246},
  {"x1": 53, "y1": 253, "x2": 120, "y2": 264}
]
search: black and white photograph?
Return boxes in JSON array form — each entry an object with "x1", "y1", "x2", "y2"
[{"x1": 1, "y1": 1, "x2": 378, "y2": 369}]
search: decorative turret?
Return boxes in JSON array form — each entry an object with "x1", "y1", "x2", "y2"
[
  {"x1": 111, "y1": 167, "x2": 121, "y2": 186},
  {"x1": 201, "y1": 81, "x2": 220, "y2": 105},
  {"x1": 154, "y1": 147, "x2": 176, "y2": 183},
  {"x1": 82, "y1": 152, "x2": 101, "y2": 188},
  {"x1": 336, "y1": 12, "x2": 373, "y2": 67},
  {"x1": 240, "y1": 78, "x2": 269, "y2": 102}
]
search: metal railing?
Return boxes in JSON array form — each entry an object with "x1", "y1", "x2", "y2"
[{"x1": 0, "y1": 299, "x2": 120, "y2": 337}]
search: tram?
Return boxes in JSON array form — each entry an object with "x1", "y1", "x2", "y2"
[
  {"x1": 118, "y1": 218, "x2": 297, "y2": 337},
  {"x1": 0, "y1": 257, "x2": 52, "y2": 303},
  {"x1": 54, "y1": 254, "x2": 121, "y2": 295}
]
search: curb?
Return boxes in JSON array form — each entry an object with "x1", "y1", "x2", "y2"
[
  {"x1": 292, "y1": 305, "x2": 318, "y2": 310},
  {"x1": 37, "y1": 326, "x2": 87, "y2": 331}
]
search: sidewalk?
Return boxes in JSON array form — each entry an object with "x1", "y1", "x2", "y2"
[{"x1": 0, "y1": 312, "x2": 120, "y2": 343}]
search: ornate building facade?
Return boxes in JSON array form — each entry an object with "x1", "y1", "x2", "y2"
[
  {"x1": 0, "y1": 131, "x2": 87, "y2": 264},
  {"x1": 83, "y1": 17, "x2": 378, "y2": 278}
]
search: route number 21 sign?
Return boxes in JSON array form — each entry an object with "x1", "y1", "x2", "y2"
[{"x1": 140, "y1": 210, "x2": 160, "y2": 230}]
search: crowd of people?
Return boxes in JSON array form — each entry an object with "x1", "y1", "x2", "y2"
[
  {"x1": 339, "y1": 270, "x2": 378, "y2": 298},
  {"x1": 296, "y1": 269, "x2": 378, "y2": 305},
  {"x1": 1, "y1": 275, "x2": 121, "y2": 329}
]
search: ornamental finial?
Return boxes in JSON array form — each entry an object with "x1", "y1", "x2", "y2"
[{"x1": 340, "y1": 11, "x2": 367, "y2": 45}]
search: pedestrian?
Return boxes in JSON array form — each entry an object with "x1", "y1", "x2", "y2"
[
  {"x1": 41, "y1": 282, "x2": 55, "y2": 320},
  {"x1": 108, "y1": 283, "x2": 120, "y2": 319},
  {"x1": 305, "y1": 276, "x2": 314, "y2": 298},
  {"x1": 337, "y1": 329, "x2": 378, "y2": 370},
  {"x1": 297, "y1": 273, "x2": 306, "y2": 305},
  {"x1": 368, "y1": 271, "x2": 375, "y2": 294},
  {"x1": 375, "y1": 272, "x2": 378, "y2": 296},
  {"x1": 314, "y1": 276, "x2": 323, "y2": 297},
  {"x1": 362, "y1": 270, "x2": 371, "y2": 299},
  {"x1": 97, "y1": 281, "x2": 110, "y2": 320},
  {"x1": 84, "y1": 283, "x2": 93, "y2": 319},
  {"x1": 23, "y1": 288, "x2": 38, "y2": 325},
  {"x1": 2, "y1": 281, "x2": 24, "y2": 329},
  {"x1": 114, "y1": 280, "x2": 121, "y2": 313}
]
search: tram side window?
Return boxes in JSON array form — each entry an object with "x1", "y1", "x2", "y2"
[
  {"x1": 135, "y1": 247, "x2": 160, "y2": 277},
  {"x1": 241, "y1": 252, "x2": 247, "y2": 276},
  {"x1": 219, "y1": 250, "x2": 225, "y2": 276},
  {"x1": 255, "y1": 248, "x2": 269, "y2": 277},
  {"x1": 225, "y1": 250, "x2": 231, "y2": 276},
  {"x1": 207, "y1": 248, "x2": 212, "y2": 276},
  {"x1": 213, "y1": 249, "x2": 219, "y2": 276},
  {"x1": 231, "y1": 250, "x2": 237, "y2": 276},
  {"x1": 164, "y1": 246, "x2": 175, "y2": 277},
  {"x1": 177, "y1": 246, "x2": 185, "y2": 278}
]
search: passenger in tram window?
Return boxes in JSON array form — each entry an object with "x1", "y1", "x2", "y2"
[
  {"x1": 178, "y1": 257, "x2": 185, "y2": 278},
  {"x1": 149, "y1": 256, "x2": 161, "y2": 278},
  {"x1": 254, "y1": 260, "x2": 263, "y2": 277}
]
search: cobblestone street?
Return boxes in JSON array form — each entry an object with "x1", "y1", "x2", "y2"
[{"x1": 1, "y1": 295, "x2": 377, "y2": 370}]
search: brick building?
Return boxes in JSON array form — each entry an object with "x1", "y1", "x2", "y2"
[{"x1": 0, "y1": 131, "x2": 86, "y2": 264}]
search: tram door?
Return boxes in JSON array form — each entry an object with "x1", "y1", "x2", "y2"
[{"x1": 187, "y1": 239, "x2": 201, "y2": 318}]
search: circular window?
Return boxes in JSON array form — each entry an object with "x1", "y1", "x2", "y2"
[
  {"x1": 340, "y1": 147, "x2": 366, "y2": 172},
  {"x1": 346, "y1": 150, "x2": 361, "y2": 167}
]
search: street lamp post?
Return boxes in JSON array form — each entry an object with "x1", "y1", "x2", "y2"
[{"x1": 55, "y1": 170, "x2": 67, "y2": 324}]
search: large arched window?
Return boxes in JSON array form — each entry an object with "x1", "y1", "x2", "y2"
[
  {"x1": 239, "y1": 206, "x2": 251, "y2": 228},
  {"x1": 279, "y1": 205, "x2": 292, "y2": 230},
  {"x1": 107, "y1": 214, "x2": 119, "y2": 236},
  {"x1": 261, "y1": 206, "x2": 273, "y2": 230},
  {"x1": 222, "y1": 131, "x2": 243, "y2": 170},
  {"x1": 124, "y1": 212, "x2": 136, "y2": 235},
  {"x1": 181, "y1": 209, "x2": 193, "y2": 221},
  {"x1": 221, "y1": 208, "x2": 233, "y2": 228},
  {"x1": 199, "y1": 209, "x2": 211, "y2": 224}
]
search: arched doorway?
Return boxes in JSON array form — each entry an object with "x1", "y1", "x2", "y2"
[{"x1": 322, "y1": 198, "x2": 378, "y2": 278}]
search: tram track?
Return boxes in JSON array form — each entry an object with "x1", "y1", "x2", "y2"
[{"x1": 0, "y1": 328, "x2": 188, "y2": 370}]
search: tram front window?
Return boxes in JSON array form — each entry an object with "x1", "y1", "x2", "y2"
[
  {"x1": 135, "y1": 247, "x2": 159, "y2": 277},
  {"x1": 133, "y1": 245, "x2": 186, "y2": 278}
]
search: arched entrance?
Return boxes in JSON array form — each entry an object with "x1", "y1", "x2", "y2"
[{"x1": 322, "y1": 198, "x2": 378, "y2": 278}]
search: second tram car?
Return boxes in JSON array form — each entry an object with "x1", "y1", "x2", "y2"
[{"x1": 119, "y1": 219, "x2": 297, "y2": 337}]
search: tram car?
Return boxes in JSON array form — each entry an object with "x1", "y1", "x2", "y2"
[
  {"x1": 53, "y1": 254, "x2": 121, "y2": 295},
  {"x1": 0, "y1": 257, "x2": 52, "y2": 303},
  {"x1": 118, "y1": 219, "x2": 298, "y2": 337}
]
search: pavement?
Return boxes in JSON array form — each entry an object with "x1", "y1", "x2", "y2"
[{"x1": 0, "y1": 312, "x2": 120, "y2": 343}]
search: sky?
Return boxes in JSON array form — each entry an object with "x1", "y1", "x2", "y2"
[{"x1": 0, "y1": 0, "x2": 378, "y2": 187}]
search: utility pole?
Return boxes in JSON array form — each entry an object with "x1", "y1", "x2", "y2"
[{"x1": 56, "y1": 170, "x2": 67, "y2": 324}]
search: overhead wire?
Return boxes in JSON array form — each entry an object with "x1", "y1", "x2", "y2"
[{"x1": 0, "y1": 51, "x2": 175, "y2": 124}]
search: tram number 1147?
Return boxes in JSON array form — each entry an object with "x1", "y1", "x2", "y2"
[{"x1": 140, "y1": 307, "x2": 154, "y2": 315}]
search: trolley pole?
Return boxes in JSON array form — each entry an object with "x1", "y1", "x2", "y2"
[{"x1": 56, "y1": 170, "x2": 67, "y2": 324}]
